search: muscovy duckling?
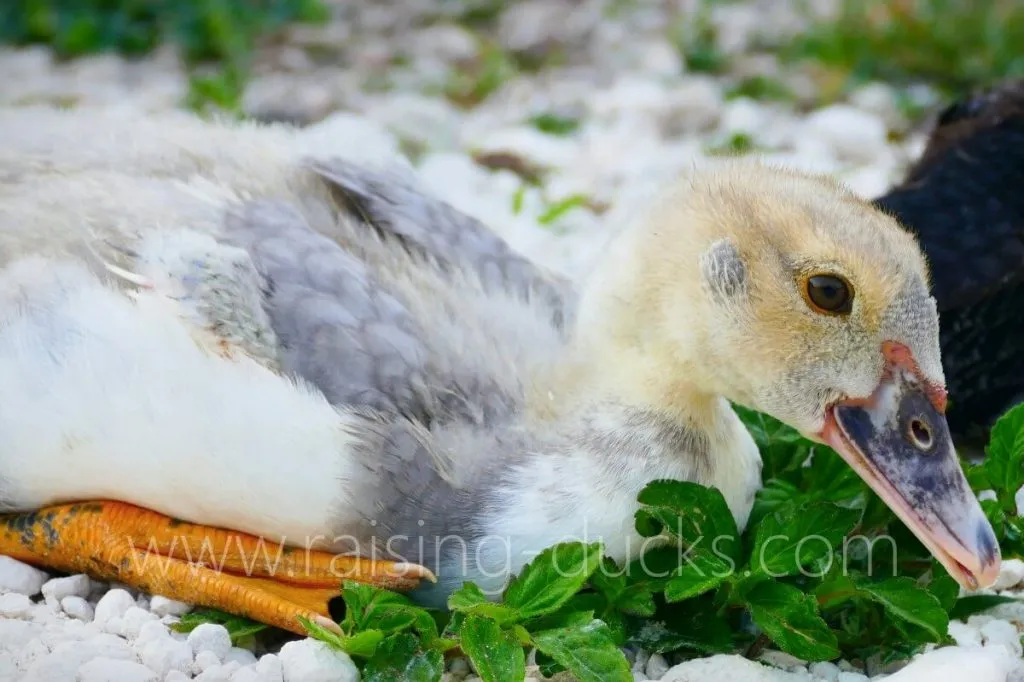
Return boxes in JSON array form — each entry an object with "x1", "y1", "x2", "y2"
[
  {"x1": 0, "y1": 107, "x2": 999, "y2": 634},
  {"x1": 874, "y1": 79, "x2": 1024, "y2": 445}
]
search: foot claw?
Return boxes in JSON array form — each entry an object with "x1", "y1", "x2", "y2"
[
  {"x1": 312, "y1": 614, "x2": 344, "y2": 634},
  {"x1": 389, "y1": 562, "x2": 438, "y2": 583}
]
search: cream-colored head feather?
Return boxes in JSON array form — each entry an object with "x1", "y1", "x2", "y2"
[{"x1": 573, "y1": 158, "x2": 941, "y2": 436}]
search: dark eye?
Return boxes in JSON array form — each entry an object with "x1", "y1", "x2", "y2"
[{"x1": 806, "y1": 274, "x2": 853, "y2": 314}]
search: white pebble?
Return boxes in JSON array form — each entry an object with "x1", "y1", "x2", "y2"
[
  {"x1": 0, "y1": 619, "x2": 45, "y2": 654},
  {"x1": 93, "y1": 589, "x2": 136, "y2": 627},
  {"x1": 632, "y1": 649, "x2": 650, "y2": 673},
  {"x1": 448, "y1": 657, "x2": 471, "y2": 677},
  {"x1": 980, "y1": 619, "x2": 1023, "y2": 656},
  {"x1": 135, "y1": 620, "x2": 171, "y2": 649},
  {"x1": 15, "y1": 637, "x2": 50, "y2": 671},
  {"x1": 225, "y1": 648, "x2": 258, "y2": 667},
  {"x1": 230, "y1": 667, "x2": 260, "y2": 682},
  {"x1": 149, "y1": 596, "x2": 193, "y2": 618},
  {"x1": 0, "y1": 652, "x2": 16, "y2": 679},
  {"x1": 645, "y1": 653, "x2": 670, "y2": 679},
  {"x1": 0, "y1": 556, "x2": 49, "y2": 596},
  {"x1": 42, "y1": 574, "x2": 91, "y2": 603},
  {"x1": 187, "y1": 623, "x2": 232, "y2": 661},
  {"x1": 992, "y1": 559, "x2": 1024, "y2": 591},
  {"x1": 196, "y1": 650, "x2": 223, "y2": 672},
  {"x1": 886, "y1": 645, "x2": 1019, "y2": 681},
  {"x1": 165, "y1": 672, "x2": 191, "y2": 682},
  {"x1": 801, "y1": 105, "x2": 888, "y2": 164},
  {"x1": 948, "y1": 620, "x2": 983, "y2": 647},
  {"x1": 0, "y1": 591, "x2": 33, "y2": 618},
  {"x1": 661, "y1": 654, "x2": 811, "y2": 681},
  {"x1": 808, "y1": 661, "x2": 840, "y2": 681},
  {"x1": 23, "y1": 636, "x2": 136, "y2": 681},
  {"x1": 61, "y1": 596, "x2": 95, "y2": 622},
  {"x1": 195, "y1": 664, "x2": 234, "y2": 682},
  {"x1": 121, "y1": 606, "x2": 158, "y2": 638},
  {"x1": 255, "y1": 653, "x2": 283, "y2": 682},
  {"x1": 836, "y1": 673, "x2": 868, "y2": 682},
  {"x1": 719, "y1": 97, "x2": 768, "y2": 137},
  {"x1": 76, "y1": 657, "x2": 159, "y2": 682},
  {"x1": 279, "y1": 639, "x2": 358, "y2": 682},
  {"x1": 139, "y1": 637, "x2": 193, "y2": 678},
  {"x1": 759, "y1": 649, "x2": 808, "y2": 672}
]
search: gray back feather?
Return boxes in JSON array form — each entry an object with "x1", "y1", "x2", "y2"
[{"x1": 308, "y1": 158, "x2": 577, "y2": 328}]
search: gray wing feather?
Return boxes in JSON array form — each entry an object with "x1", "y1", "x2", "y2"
[
  {"x1": 223, "y1": 200, "x2": 436, "y2": 419},
  {"x1": 308, "y1": 158, "x2": 576, "y2": 327}
]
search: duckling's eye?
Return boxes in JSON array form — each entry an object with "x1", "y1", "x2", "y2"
[{"x1": 806, "y1": 274, "x2": 853, "y2": 315}]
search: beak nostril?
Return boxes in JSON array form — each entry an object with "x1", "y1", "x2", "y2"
[{"x1": 908, "y1": 417, "x2": 933, "y2": 451}]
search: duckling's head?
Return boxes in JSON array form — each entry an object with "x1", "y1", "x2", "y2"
[{"x1": 576, "y1": 159, "x2": 999, "y2": 589}]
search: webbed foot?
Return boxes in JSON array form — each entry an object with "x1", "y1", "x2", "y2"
[{"x1": 0, "y1": 501, "x2": 434, "y2": 635}]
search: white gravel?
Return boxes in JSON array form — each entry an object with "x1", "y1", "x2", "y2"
[{"x1": 1, "y1": 0, "x2": 1022, "y2": 680}]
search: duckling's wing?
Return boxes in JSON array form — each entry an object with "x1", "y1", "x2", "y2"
[
  {"x1": 224, "y1": 197, "x2": 552, "y2": 427},
  {"x1": 309, "y1": 159, "x2": 576, "y2": 328}
]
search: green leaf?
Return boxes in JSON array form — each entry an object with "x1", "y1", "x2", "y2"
[
  {"x1": 171, "y1": 608, "x2": 267, "y2": 644},
  {"x1": 965, "y1": 463, "x2": 991, "y2": 494},
  {"x1": 532, "y1": 620, "x2": 632, "y2": 682},
  {"x1": 538, "y1": 194, "x2": 589, "y2": 225},
  {"x1": 448, "y1": 582, "x2": 490, "y2": 610},
  {"x1": 448, "y1": 583, "x2": 520, "y2": 624},
  {"x1": 950, "y1": 595, "x2": 1021, "y2": 621},
  {"x1": 590, "y1": 558, "x2": 656, "y2": 616},
  {"x1": 743, "y1": 580, "x2": 840, "y2": 661},
  {"x1": 297, "y1": 617, "x2": 385, "y2": 658},
  {"x1": 749, "y1": 479, "x2": 801, "y2": 528},
  {"x1": 813, "y1": 574, "x2": 860, "y2": 611},
  {"x1": 852, "y1": 576, "x2": 948, "y2": 642},
  {"x1": 338, "y1": 580, "x2": 440, "y2": 641},
  {"x1": 503, "y1": 542, "x2": 604, "y2": 620},
  {"x1": 734, "y1": 406, "x2": 815, "y2": 481},
  {"x1": 802, "y1": 449, "x2": 868, "y2": 505},
  {"x1": 458, "y1": 615, "x2": 526, "y2": 682},
  {"x1": 528, "y1": 112, "x2": 580, "y2": 136},
  {"x1": 663, "y1": 552, "x2": 731, "y2": 602},
  {"x1": 926, "y1": 567, "x2": 959, "y2": 612},
  {"x1": 636, "y1": 480, "x2": 741, "y2": 562},
  {"x1": 362, "y1": 633, "x2": 445, "y2": 682},
  {"x1": 627, "y1": 594, "x2": 734, "y2": 655},
  {"x1": 750, "y1": 501, "x2": 860, "y2": 578},
  {"x1": 983, "y1": 403, "x2": 1024, "y2": 509}
]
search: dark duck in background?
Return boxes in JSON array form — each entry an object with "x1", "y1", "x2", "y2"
[{"x1": 874, "y1": 79, "x2": 1024, "y2": 447}]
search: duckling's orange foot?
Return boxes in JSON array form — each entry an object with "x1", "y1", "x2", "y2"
[{"x1": 0, "y1": 501, "x2": 433, "y2": 635}]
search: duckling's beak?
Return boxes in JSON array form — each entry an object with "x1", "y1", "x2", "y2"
[{"x1": 819, "y1": 343, "x2": 1000, "y2": 590}]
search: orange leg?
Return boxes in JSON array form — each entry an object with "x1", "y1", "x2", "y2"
[{"x1": 0, "y1": 501, "x2": 434, "y2": 635}]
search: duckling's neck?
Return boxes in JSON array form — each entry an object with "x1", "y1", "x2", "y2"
[{"x1": 543, "y1": 221, "x2": 723, "y2": 429}]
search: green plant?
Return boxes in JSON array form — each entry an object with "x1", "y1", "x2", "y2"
[
  {"x1": 784, "y1": 0, "x2": 1024, "y2": 95},
  {"x1": 171, "y1": 608, "x2": 269, "y2": 649},
  {"x1": 445, "y1": 42, "x2": 518, "y2": 108},
  {"x1": 706, "y1": 132, "x2": 759, "y2": 156},
  {"x1": 0, "y1": 0, "x2": 328, "y2": 113},
  {"x1": 178, "y1": 402, "x2": 1024, "y2": 678},
  {"x1": 671, "y1": 4, "x2": 728, "y2": 74},
  {"x1": 528, "y1": 113, "x2": 582, "y2": 137},
  {"x1": 963, "y1": 404, "x2": 1024, "y2": 557}
]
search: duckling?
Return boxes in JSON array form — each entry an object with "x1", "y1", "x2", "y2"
[
  {"x1": 0, "y1": 106, "x2": 999, "y2": 635},
  {"x1": 874, "y1": 79, "x2": 1024, "y2": 445}
]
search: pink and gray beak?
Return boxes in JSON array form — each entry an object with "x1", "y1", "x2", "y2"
[{"x1": 821, "y1": 343, "x2": 1000, "y2": 589}]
